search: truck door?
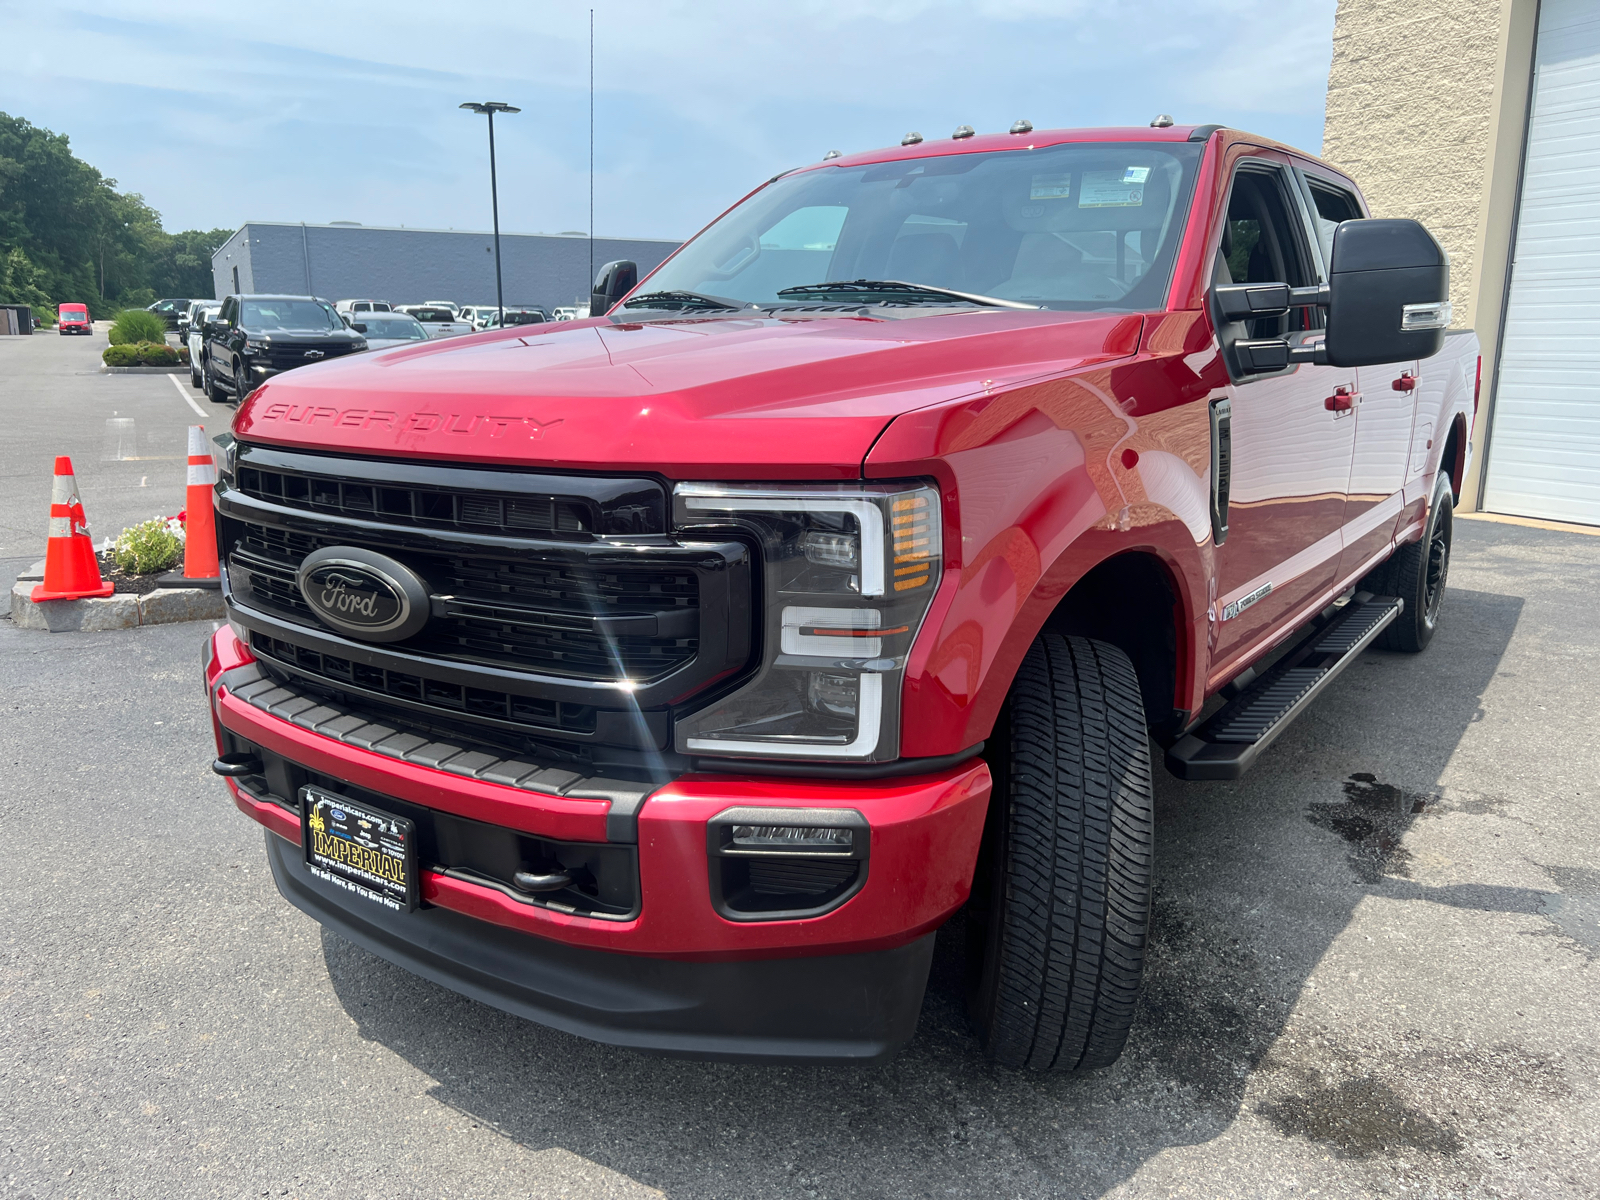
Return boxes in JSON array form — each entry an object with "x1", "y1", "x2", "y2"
[
  {"x1": 1209, "y1": 156, "x2": 1357, "y2": 679},
  {"x1": 1299, "y1": 170, "x2": 1422, "y2": 583}
]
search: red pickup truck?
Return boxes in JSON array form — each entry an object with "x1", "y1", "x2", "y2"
[{"x1": 203, "y1": 123, "x2": 1476, "y2": 1070}]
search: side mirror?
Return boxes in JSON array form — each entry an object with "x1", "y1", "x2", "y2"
[
  {"x1": 1324, "y1": 218, "x2": 1449, "y2": 367},
  {"x1": 1210, "y1": 218, "x2": 1449, "y2": 377},
  {"x1": 211, "y1": 318, "x2": 231, "y2": 331},
  {"x1": 590, "y1": 259, "x2": 638, "y2": 316}
]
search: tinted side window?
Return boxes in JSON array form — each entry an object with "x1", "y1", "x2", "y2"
[
  {"x1": 1216, "y1": 164, "x2": 1318, "y2": 336},
  {"x1": 1306, "y1": 180, "x2": 1364, "y2": 262}
]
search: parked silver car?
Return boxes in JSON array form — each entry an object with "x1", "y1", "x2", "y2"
[
  {"x1": 396, "y1": 305, "x2": 474, "y2": 338},
  {"x1": 345, "y1": 311, "x2": 430, "y2": 350}
]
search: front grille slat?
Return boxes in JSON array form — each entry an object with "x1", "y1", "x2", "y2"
[{"x1": 237, "y1": 463, "x2": 598, "y2": 538}]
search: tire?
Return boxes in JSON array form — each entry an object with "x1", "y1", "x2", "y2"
[
  {"x1": 1362, "y1": 470, "x2": 1453, "y2": 653},
  {"x1": 968, "y1": 634, "x2": 1154, "y2": 1071},
  {"x1": 234, "y1": 362, "x2": 251, "y2": 404},
  {"x1": 205, "y1": 359, "x2": 227, "y2": 404},
  {"x1": 189, "y1": 358, "x2": 202, "y2": 389}
]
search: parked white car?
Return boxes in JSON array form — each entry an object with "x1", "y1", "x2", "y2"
[
  {"x1": 186, "y1": 303, "x2": 221, "y2": 389},
  {"x1": 334, "y1": 299, "x2": 392, "y2": 317},
  {"x1": 397, "y1": 305, "x2": 474, "y2": 338},
  {"x1": 552, "y1": 306, "x2": 589, "y2": 322},
  {"x1": 481, "y1": 308, "x2": 549, "y2": 330},
  {"x1": 458, "y1": 305, "x2": 498, "y2": 330},
  {"x1": 345, "y1": 311, "x2": 430, "y2": 350}
]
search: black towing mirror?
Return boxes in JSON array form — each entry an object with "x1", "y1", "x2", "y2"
[
  {"x1": 1324, "y1": 218, "x2": 1450, "y2": 366},
  {"x1": 1213, "y1": 218, "x2": 1450, "y2": 376},
  {"x1": 590, "y1": 259, "x2": 638, "y2": 317}
]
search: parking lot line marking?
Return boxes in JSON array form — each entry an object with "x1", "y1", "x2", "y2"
[{"x1": 169, "y1": 373, "x2": 209, "y2": 420}]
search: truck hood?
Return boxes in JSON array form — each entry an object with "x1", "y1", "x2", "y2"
[{"x1": 234, "y1": 309, "x2": 1142, "y2": 479}]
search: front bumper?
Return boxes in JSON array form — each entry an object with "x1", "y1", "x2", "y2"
[{"x1": 206, "y1": 626, "x2": 989, "y2": 1060}]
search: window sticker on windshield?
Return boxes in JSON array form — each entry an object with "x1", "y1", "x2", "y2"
[
  {"x1": 1122, "y1": 166, "x2": 1151, "y2": 183},
  {"x1": 1079, "y1": 170, "x2": 1146, "y2": 208},
  {"x1": 1029, "y1": 173, "x2": 1072, "y2": 201}
]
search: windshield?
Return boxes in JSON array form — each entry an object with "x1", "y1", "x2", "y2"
[
  {"x1": 361, "y1": 317, "x2": 427, "y2": 340},
  {"x1": 242, "y1": 300, "x2": 343, "y2": 331},
  {"x1": 637, "y1": 141, "x2": 1202, "y2": 312},
  {"x1": 503, "y1": 311, "x2": 545, "y2": 325}
]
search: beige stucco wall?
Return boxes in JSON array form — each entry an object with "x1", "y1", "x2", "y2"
[
  {"x1": 1321, "y1": 0, "x2": 1538, "y2": 507},
  {"x1": 1322, "y1": 0, "x2": 1504, "y2": 329}
]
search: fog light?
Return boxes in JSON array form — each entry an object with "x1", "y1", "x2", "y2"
[{"x1": 730, "y1": 823, "x2": 855, "y2": 850}]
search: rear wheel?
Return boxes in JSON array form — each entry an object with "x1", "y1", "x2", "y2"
[
  {"x1": 968, "y1": 635, "x2": 1153, "y2": 1071},
  {"x1": 189, "y1": 355, "x2": 203, "y2": 388},
  {"x1": 1362, "y1": 469, "x2": 1453, "y2": 653}
]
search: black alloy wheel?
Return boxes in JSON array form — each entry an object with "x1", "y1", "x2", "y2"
[
  {"x1": 234, "y1": 361, "x2": 251, "y2": 404},
  {"x1": 205, "y1": 359, "x2": 227, "y2": 404},
  {"x1": 1363, "y1": 468, "x2": 1454, "y2": 653},
  {"x1": 968, "y1": 634, "x2": 1154, "y2": 1071}
]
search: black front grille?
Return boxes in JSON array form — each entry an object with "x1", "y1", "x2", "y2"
[
  {"x1": 228, "y1": 523, "x2": 700, "y2": 681},
  {"x1": 219, "y1": 444, "x2": 752, "y2": 753},
  {"x1": 266, "y1": 344, "x2": 357, "y2": 370}
]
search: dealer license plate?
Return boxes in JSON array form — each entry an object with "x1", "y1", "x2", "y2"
[{"x1": 301, "y1": 787, "x2": 417, "y2": 912}]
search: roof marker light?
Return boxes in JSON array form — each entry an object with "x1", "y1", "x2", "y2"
[
  {"x1": 901, "y1": 131, "x2": 923, "y2": 146},
  {"x1": 1009, "y1": 119, "x2": 1033, "y2": 134},
  {"x1": 952, "y1": 125, "x2": 975, "y2": 140},
  {"x1": 1150, "y1": 114, "x2": 1175, "y2": 128},
  {"x1": 822, "y1": 149, "x2": 842, "y2": 160}
]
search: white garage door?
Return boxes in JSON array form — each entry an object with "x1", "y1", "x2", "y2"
[{"x1": 1483, "y1": 0, "x2": 1600, "y2": 526}]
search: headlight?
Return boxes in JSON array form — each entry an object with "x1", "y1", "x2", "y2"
[
  {"x1": 244, "y1": 337, "x2": 271, "y2": 353},
  {"x1": 673, "y1": 481, "x2": 942, "y2": 761}
]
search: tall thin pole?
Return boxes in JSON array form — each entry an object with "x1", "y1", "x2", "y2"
[
  {"x1": 589, "y1": 8, "x2": 595, "y2": 302},
  {"x1": 488, "y1": 110, "x2": 505, "y2": 326}
]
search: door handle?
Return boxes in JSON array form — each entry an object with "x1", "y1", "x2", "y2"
[
  {"x1": 1325, "y1": 385, "x2": 1356, "y2": 412},
  {"x1": 1392, "y1": 372, "x2": 1417, "y2": 392}
]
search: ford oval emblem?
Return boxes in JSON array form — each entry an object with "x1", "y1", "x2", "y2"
[{"x1": 295, "y1": 547, "x2": 431, "y2": 642}]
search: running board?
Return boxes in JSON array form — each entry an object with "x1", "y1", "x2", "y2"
[{"x1": 1165, "y1": 594, "x2": 1404, "y2": 781}]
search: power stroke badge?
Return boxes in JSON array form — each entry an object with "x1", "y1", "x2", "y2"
[{"x1": 295, "y1": 546, "x2": 431, "y2": 642}]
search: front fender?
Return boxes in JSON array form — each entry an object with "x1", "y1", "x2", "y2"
[{"x1": 871, "y1": 315, "x2": 1222, "y2": 755}]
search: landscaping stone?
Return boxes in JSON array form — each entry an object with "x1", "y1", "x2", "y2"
[{"x1": 7, "y1": 560, "x2": 225, "y2": 630}]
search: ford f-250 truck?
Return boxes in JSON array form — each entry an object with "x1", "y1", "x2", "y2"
[{"x1": 202, "y1": 123, "x2": 1477, "y2": 1070}]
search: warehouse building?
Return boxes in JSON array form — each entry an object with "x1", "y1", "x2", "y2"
[
  {"x1": 210, "y1": 223, "x2": 681, "y2": 318},
  {"x1": 1323, "y1": 0, "x2": 1599, "y2": 526}
]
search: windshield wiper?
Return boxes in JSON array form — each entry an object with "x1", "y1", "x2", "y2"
[
  {"x1": 774, "y1": 280, "x2": 1040, "y2": 311},
  {"x1": 620, "y1": 290, "x2": 746, "y2": 312}
]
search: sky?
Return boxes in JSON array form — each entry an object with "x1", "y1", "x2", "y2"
[{"x1": 2, "y1": 0, "x2": 1338, "y2": 243}]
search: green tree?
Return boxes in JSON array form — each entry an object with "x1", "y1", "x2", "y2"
[{"x1": 0, "y1": 111, "x2": 227, "y2": 317}]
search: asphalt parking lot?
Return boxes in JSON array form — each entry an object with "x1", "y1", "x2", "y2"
[{"x1": 2, "y1": 331, "x2": 1597, "y2": 1199}]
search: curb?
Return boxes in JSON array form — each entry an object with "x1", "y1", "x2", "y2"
[
  {"x1": 100, "y1": 364, "x2": 189, "y2": 375},
  {"x1": 7, "y1": 562, "x2": 225, "y2": 631}
]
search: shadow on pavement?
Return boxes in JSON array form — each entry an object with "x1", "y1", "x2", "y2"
[{"x1": 320, "y1": 585, "x2": 1546, "y2": 1197}]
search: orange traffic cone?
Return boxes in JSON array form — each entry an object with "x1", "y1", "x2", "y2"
[
  {"x1": 32, "y1": 456, "x2": 115, "y2": 601},
  {"x1": 163, "y1": 425, "x2": 220, "y2": 587}
]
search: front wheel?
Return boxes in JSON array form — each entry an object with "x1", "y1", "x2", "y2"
[
  {"x1": 1363, "y1": 469, "x2": 1453, "y2": 653},
  {"x1": 968, "y1": 634, "x2": 1154, "y2": 1071}
]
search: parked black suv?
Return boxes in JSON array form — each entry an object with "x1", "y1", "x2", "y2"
[
  {"x1": 146, "y1": 298, "x2": 194, "y2": 330},
  {"x1": 202, "y1": 294, "x2": 366, "y2": 404}
]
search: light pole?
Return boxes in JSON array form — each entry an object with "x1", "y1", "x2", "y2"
[{"x1": 459, "y1": 101, "x2": 521, "y2": 327}]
